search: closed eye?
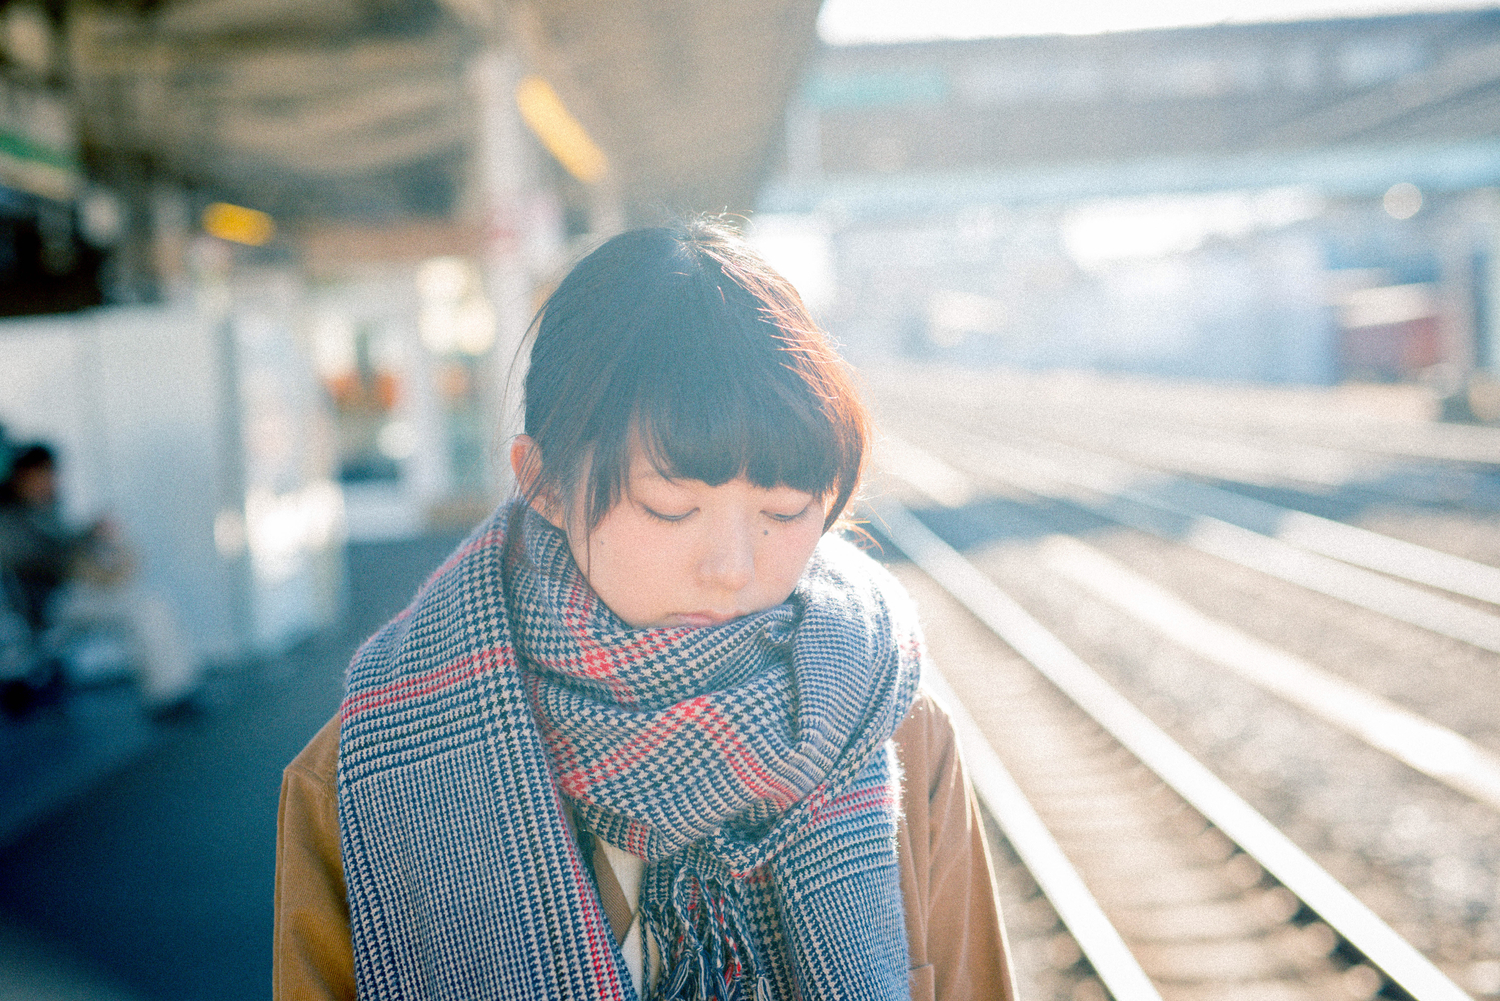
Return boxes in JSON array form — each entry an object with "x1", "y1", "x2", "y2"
[
  {"x1": 766, "y1": 503, "x2": 813, "y2": 523},
  {"x1": 641, "y1": 504, "x2": 693, "y2": 523}
]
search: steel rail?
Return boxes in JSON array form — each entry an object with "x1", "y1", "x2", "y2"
[
  {"x1": 1038, "y1": 533, "x2": 1500, "y2": 812},
  {"x1": 871, "y1": 369, "x2": 1500, "y2": 467},
  {"x1": 898, "y1": 432, "x2": 1500, "y2": 656},
  {"x1": 871, "y1": 496, "x2": 1475, "y2": 1001},
  {"x1": 878, "y1": 437, "x2": 1500, "y2": 810},
  {"x1": 874, "y1": 379, "x2": 1500, "y2": 508},
  {"x1": 922, "y1": 667, "x2": 1164, "y2": 1001},
  {"x1": 894, "y1": 395, "x2": 1402, "y2": 495},
  {"x1": 983, "y1": 431, "x2": 1500, "y2": 607}
]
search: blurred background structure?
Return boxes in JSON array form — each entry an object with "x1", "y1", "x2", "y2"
[
  {"x1": 1, "y1": 0, "x2": 1500, "y2": 998},
  {"x1": 5, "y1": 0, "x2": 1500, "y2": 664},
  {"x1": 0, "y1": 0, "x2": 823, "y2": 663},
  {"x1": 763, "y1": 8, "x2": 1500, "y2": 397}
]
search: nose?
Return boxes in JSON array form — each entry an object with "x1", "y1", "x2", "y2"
[{"x1": 697, "y1": 518, "x2": 755, "y2": 593}]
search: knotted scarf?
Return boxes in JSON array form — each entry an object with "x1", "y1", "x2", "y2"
[{"x1": 338, "y1": 499, "x2": 923, "y2": 1000}]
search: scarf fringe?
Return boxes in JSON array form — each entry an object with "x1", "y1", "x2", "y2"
[{"x1": 645, "y1": 867, "x2": 762, "y2": 1001}]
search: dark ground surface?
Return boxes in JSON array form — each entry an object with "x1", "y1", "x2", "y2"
[{"x1": 0, "y1": 530, "x2": 468, "y2": 1001}]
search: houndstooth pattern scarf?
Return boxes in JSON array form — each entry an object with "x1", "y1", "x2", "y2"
[{"x1": 338, "y1": 500, "x2": 922, "y2": 1000}]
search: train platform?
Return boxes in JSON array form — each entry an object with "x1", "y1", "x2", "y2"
[{"x1": 0, "y1": 530, "x2": 468, "y2": 1001}]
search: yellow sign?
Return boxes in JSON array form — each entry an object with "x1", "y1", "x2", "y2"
[
  {"x1": 515, "y1": 76, "x2": 608, "y2": 185},
  {"x1": 203, "y1": 202, "x2": 275, "y2": 246}
]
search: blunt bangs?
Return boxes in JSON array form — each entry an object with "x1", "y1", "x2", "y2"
[
  {"x1": 522, "y1": 220, "x2": 869, "y2": 534},
  {"x1": 633, "y1": 305, "x2": 849, "y2": 490}
]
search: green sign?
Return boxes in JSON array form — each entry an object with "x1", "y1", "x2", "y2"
[{"x1": 803, "y1": 69, "x2": 949, "y2": 109}]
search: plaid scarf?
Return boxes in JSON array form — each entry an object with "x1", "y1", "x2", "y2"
[{"x1": 338, "y1": 500, "x2": 923, "y2": 1000}]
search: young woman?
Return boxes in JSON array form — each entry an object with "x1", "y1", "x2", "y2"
[{"x1": 274, "y1": 221, "x2": 1015, "y2": 1001}]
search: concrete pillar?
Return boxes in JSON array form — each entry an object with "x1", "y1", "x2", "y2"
[
  {"x1": 1469, "y1": 189, "x2": 1500, "y2": 421},
  {"x1": 467, "y1": 48, "x2": 538, "y2": 499},
  {"x1": 1477, "y1": 189, "x2": 1500, "y2": 375},
  {"x1": 1436, "y1": 196, "x2": 1478, "y2": 380}
]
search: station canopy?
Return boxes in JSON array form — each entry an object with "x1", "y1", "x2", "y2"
[{"x1": 68, "y1": 0, "x2": 822, "y2": 224}]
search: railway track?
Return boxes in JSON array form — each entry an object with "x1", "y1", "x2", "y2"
[
  {"x1": 862, "y1": 367, "x2": 1500, "y2": 517},
  {"x1": 873, "y1": 495, "x2": 1483, "y2": 999},
  {"x1": 853, "y1": 375, "x2": 1500, "y2": 998}
]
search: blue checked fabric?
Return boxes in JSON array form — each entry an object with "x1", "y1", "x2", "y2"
[{"x1": 339, "y1": 500, "x2": 923, "y2": 1000}]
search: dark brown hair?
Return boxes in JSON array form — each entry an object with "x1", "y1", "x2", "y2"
[{"x1": 520, "y1": 218, "x2": 868, "y2": 534}]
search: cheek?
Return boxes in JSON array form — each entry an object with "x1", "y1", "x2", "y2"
[
  {"x1": 765, "y1": 524, "x2": 825, "y2": 586},
  {"x1": 579, "y1": 520, "x2": 683, "y2": 604}
]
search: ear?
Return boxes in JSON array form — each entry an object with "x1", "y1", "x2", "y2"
[{"x1": 510, "y1": 435, "x2": 561, "y2": 525}]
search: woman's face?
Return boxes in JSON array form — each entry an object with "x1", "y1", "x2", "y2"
[{"x1": 513, "y1": 437, "x2": 828, "y2": 628}]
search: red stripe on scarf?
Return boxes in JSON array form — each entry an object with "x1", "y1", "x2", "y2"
[
  {"x1": 544, "y1": 627, "x2": 681, "y2": 707},
  {"x1": 549, "y1": 575, "x2": 640, "y2": 704},
  {"x1": 559, "y1": 800, "x2": 629, "y2": 998},
  {"x1": 697, "y1": 701, "x2": 803, "y2": 811},
  {"x1": 550, "y1": 576, "x2": 693, "y2": 707},
  {"x1": 624, "y1": 819, "x2": 651, "y2": 856},
  {"x1": 554, "y1": 698, "x2": 801, "y2": 812},
  {"x1": 809, "y1": 781, "x2": 894, "y2": 826},
  {"x1": 550, "y1": 695, "x2": 704, "y2": 795},
  {"x1": 341, "y1": 645, "x2": 515, "y2": 720}
]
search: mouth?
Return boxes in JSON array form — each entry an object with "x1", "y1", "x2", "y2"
[{"x1": 668, "y1": 610, "x2": 740, "y2": 628}]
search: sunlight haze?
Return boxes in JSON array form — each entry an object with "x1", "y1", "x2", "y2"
[{"x1": 817, "y1": 0, "x2": 1500, "y2": 43}]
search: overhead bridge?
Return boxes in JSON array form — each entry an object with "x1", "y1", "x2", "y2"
[{"x1": 765, "y1": 10, "x2": 1500, "y2": 213}]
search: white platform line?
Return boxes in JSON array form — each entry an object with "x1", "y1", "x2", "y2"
[
  {"x1": 871, "y1": 497, "x2": 1473, "y2": 1001},
  {"x1": 1040, "y1": 533, "x2": 1500, "y2": 813}
]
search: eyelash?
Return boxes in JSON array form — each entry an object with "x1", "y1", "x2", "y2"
[{"x1": 640, "y1": 504, "x2": 810, "y2": 524}]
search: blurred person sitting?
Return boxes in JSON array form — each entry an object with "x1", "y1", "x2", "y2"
[
  {"x1": 0, "y1": 437, "x2": 54, "y2": 710},
  {"x1": 0, "y1": 445, "x2": 99, "y2": 634},
  {"x1": 0, "y1": 443, "x2": 201, "y2": 716}
]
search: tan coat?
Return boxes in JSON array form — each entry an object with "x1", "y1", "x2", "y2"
[{"x1": 274, "y1": 691, "x2": 1017, "y2": 1001}]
